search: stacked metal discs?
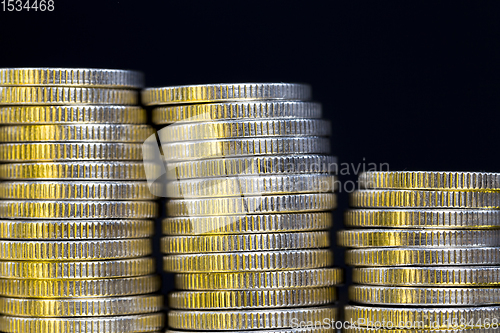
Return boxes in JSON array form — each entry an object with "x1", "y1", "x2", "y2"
[
  {"x1": 339, "y1": 171, "x2": 500, "y2": 332},
  {"x1": 144, "y1": 83, "x2": 342, "y2": 333},
  {"x1": 0, "y1": 68, "x2": 163, "y2": 333}
]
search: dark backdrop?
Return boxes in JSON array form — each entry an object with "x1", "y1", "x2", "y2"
[{"x1": 1, "y1": 0, "x2": 500, "y2": 308}]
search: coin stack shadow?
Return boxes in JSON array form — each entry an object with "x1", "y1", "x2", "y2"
[
  {"x1": 0, "y1": 68, "x2": 164, "y2": 333},
  {"x1": 143, "y1": 83, "x2": 342, "y2": 332},
  {"x1": 339, "y1": 171, "x2": 500, "y2": 332}
]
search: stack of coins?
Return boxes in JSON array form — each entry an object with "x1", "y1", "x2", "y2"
[
  {"x1": 339, "y1": 171, "x2": 500, "y2": 332},
  {"x1": 143, "y1": 83, "x2": 342, "y2": 332},
  {"x1": 0, "y1": 68, "x2": 163, "y2": 333}
]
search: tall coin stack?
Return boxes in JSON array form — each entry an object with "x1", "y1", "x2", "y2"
[
  {"x1": 339, "y1": 171, "x2": 500, "y2": 332},
  {"x1": 0, "y1": 68, "x2": 164, "y2": 333},
  {"x1": 143, "y1": 83, "x2": 342, "y2": 333}
]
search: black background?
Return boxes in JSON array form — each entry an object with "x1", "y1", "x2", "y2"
[{"x1": 1, "y1": 0, "x2": 500, "y2": 308}]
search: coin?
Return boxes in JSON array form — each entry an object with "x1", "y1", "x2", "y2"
[
  {"x1": 168, "y1": 306, "x2": 336, "y2": 330},
  {"x1": 0, "y1": 258, "x2": 155, "y2": 279},
  {"x1": 166, "y1": 174, "x2": 336, "y2": 198},
  {"x1": 0, "y1": 313, "x2": 164, "y2": 333},
  {"x1": 0, "y1": 161, "x2": 149, "y2": 180},
  {"x1": 344, "y1": 209, "x2": 500, "y2": 229},
  {"x1": 162, "y1": 137, "x2": 330, "y2": 161},
  {"x1": 0, "y1": 124, "x2": 154, "y2": 142},
  {"x1": 167, "y1": 193, "x2": 336, "y2": 216},
  {"x1": 142, "y1": 83, "x2": 311, "y2": 105},
  {"x1": 359, "y1": 171, "x2": 500, "y2": 190},
  {"x1": 175, "y1": 268, "x2": 343, "y2": 290},
  {"x1": 0, "y1": 68, "x2": 144, "y2": 88},
  {"x1": 0, "y1": 200, "x2": 157, "y2": 219},
  {"x1": 163, "y1": 213, "x2": 332, "y2": 235},
  {"x1": 152, "y1": 101, "x2": 322, "y2": 124},
  {"x1": 0, "y1": 142, "x2": 144, "y2": 162},
  {"x1": 346, "y1": 247, "x2": 500, "y2": 266},
  {"x1": 0, "y1": 275, "x2": 160, "y2": 298},
  {"x1": 337, "y1": 229, "x2": 500, "y2": 248},
  {"x1": 350, "y1": 189, "x2": 500, "y2": 209},
  {"x1": 164, "y1": 249, "x2": 333, "y2": 273},
  {"x1": 166, "y1": 155, "x2": 337, "y2": 180},
  {"x1": 0, "y1": 105, "x2": 147, "y2": 124},
  {"x1": 162, "y1": 232, "x2": 330, "y2": 253},
  {"x1": 169, "y1": 287, "x2": 336, "y2": 309},
  {"x1": 0, "y1": 239, "x2": 151, "y2": 260},
  {"x1": 160, "y1": 119, "x2": 331, "y2": 142},
  {"x1": 0, "y1": 219, "x2": 154, "y2": 239}
]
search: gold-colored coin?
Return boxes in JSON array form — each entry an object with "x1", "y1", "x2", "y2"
[
  {"x1": 350, "y1": 189, "x2": 500, "y2": 209},
  {"x1": 152, "y1": 101, "x2": 322, "y2": 124},
  {"x1": 0, "y1": 86, "x2": 138, "y2": 105},
  {"x1": 0, "y1": 239, "x2": 151, "y2": 261},
  {"x1": 346, "y1": 247, "x2": 500, "y2": 266},
  {"x1": 0, "y1": 124, "x2": 154, "y2": 142},
  {"x1": 0, "y1": 313, "x2": 164, "y2": 333},
  {"x1": 345, "y1": 305, "x2": 500, "y2": 329},
  {"x1": 0, "y1": 181, "x2": 155, "y2": 200},
  {"x1": 349, "y1": 285, "x2": 500, "y2": 306},
  {"x1": 162, "y1": 232, "x2": 329, "y2": 254},
  {"x1": 167, "y1": 193, "x2": 336, "y2": 217},
  {"x1": 0, "y1": 161, "x2": 149, "y2": 180},
  {"x1": 167, "y1": 174, "x2": 336, "y2": 198},
  {"x1": 175, "y1": 268, "x2": 343, "y2": 290},
  {"x1": 168, "y1": 306, "x2": 336, "y2": 330},
  {"x1": 0, "y1": 275, "x2": 160, "y2": 298},
  {"x1": 359, "y1": 171, "x2": 500, "y2": 190},
  {"x1": 344, "y1": 209, "x2": 500, "y2": 229},
  {"x1": 0, "y1": 142, "x2": 143, "y2": 162},
  {"x1": 338, "y1": 229, "x2": 500, "y2": 248},
  {"x1": 0, "y1": 219, "x2": 154, "y2": 239},
  {"x1": 163, "y1": 213, "x2": 332, "y2": 235},
  {"x1": 169, "y1": 287, "x2": 336, "y2": 309},
  {"x1": 164, "y1": 249, "x2": 333, "y2": 273},
  {"x1": 142, "y1": 83, "x2": 311, "y2": 105},
  {"x1": 0, "y1": 200, "x2": 157, "y2": 219},
  {"x1": 0, "y1": 257, "x2": 155, "y2": 279},
  {"x1": 1, "y1": 295, "x2": 163, "y2": 317},
  {"x1": 353, "y1": 266, "x2": 500, "y2": 286}
]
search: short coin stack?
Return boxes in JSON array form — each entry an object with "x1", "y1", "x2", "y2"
[
  {"x1": 143, "y1": 83, "x2": 342, "y2": 332},
  {"x1": 339, "y1": 171, "x2": 500, "y2": 332},
  {"x1": 0, "y1": 68, "x2": 163, "y2": 333}
]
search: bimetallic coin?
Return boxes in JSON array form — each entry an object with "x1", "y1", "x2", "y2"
[
  {"x1": 353, "y1": 266, "x2": 500, "y2": 286},
  {"x1": 346, "y1": 247, "x2": 500, "y2": 266},
  {"x1": 0, "y1": 124, "x2": 154, "y2": 142},
  {"x1": 0, "y1": 68, "x2": 144, "y2": 88},
  {"x1": 162, "y1": 137, "x2": 330, "y2": 161},
  {"x1": 0, "y1": 258, "x2": 155, "y2": 279},
  {"x1": 0, "y1": 313, "x2": 164, "y2": 333},
  {"x1": 167, "y1": 193, "x2": 336, "y2": 217},
  {"x1": 162, "y1": 232, "x2": 330, "y2": 253},
  {"x1": 163, "y1": 213, "x2": 332, "y2": 235},
  {"x1": 0, "y1": 239, "x2": 151, "y2": 260},
  {"x1": 168, "y1": 306, "x2": 336, "y2": 330},
  {"x1": 164, "y1": 249, "x2": 333, "y2": 273},
  {"x1": 351, "y1": 189, "x2": 500, "y2": 209},
  {"x1": 350, "y1": 285, "x2": 500, "y2": 306},
  {"x1": 0, "y1": 275, "x2": 160, "y2": 298},
  {"x1": 337, "y1": 229, "x2": 500, "y2": 248},
  {"x1": 169, "y1": 287, "x2": 336, "y2": 309},
  {"x1": 359, "y1": 171, "x2": 500, "y2": 190},
  {"x1": 142, "y1": 83, "x2": 311, "y2": 105},
  {"x1": 152, "y1": 101, "x2": 322, "y2": 124},
  {"x1": 175, "y1": 268, "x2": 343, "y2": 290},
  {"x1": 167, "y1": 174, "x2": 336, "y2": 198},
  {"x1": 345, "y1": 209, "x2": 500, "y2": 229}
]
